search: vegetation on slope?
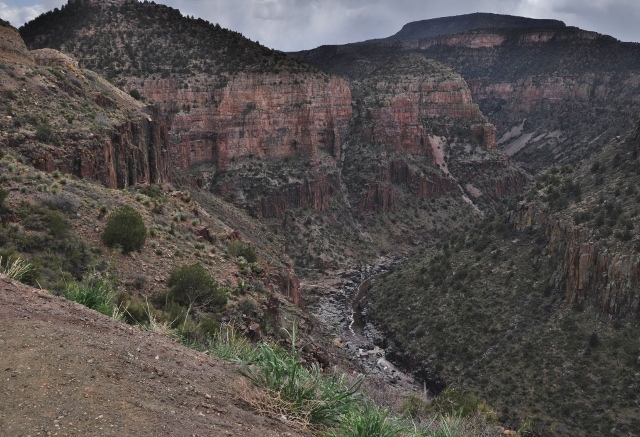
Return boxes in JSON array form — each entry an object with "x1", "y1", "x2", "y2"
[
  {"x1": 369, "y1": 122, "x2": 640, "y2": 436},
  {"x1": 20, "y1": 1, "x2": 318, "y2": 83}
]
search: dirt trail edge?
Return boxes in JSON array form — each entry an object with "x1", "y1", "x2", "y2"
[{"x1": 0, "y1": 276, "x2": 308, "y2": 437}]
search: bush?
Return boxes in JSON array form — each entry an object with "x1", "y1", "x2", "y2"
[
  {"x1": 167, "y1": 263, "x2": 226, "y2": 310},
  {"x1": 0, "y1": 188, "x2": 8, "y2": 213},
  {"x1": 45, "y1": 211, "x2": 69, "y2": 238},
  {"x1": 64, "y1": 269, "x2": 115, "y2": 316},
  {"x1": 239, "y1": 324, "x2": 362, "y2": 427},
  {"x1": 210, "y1": 325, "x2": 258, "y2": 362},
  {"x1": 129, "y1": 89, "x2": 141, "y2": 100},
  {"x1": 227, "y1": 240, "x2": 258, "y2": 263},
  {"x1": 35, "y1": 123, "x2": 60, "y2": 146},
  {"x1": 324, "y1": 402, "x2": 405, "y2": 437},
  {"x1": 102, "y1": 205, "x2": 147, "y2": 253}
]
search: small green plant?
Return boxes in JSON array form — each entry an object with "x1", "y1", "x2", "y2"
[
  {"x1": 36, "y1": 123, "x2": 60, "y2": 146},
  {"x1": 210, "y1": 325, "x2": 259, "y2": 362},
  {"x1": 324, "y1": 402, "x2": 405, "y2": 437},
  {"x1": 129, "y1": 89, "x2": 141, "y2": 100},
  {"x1": 167, "y1": 263, "x2": 227, "y2": 311},
  {"x1": 239, "y1": 322, "x2": 362, "y2": 427},
  {"x1": 102, "y1": 205, "x2": 147, "y2": 254},
  {"x1": 227, "y1": 240, "x2": 258, "y2": 263},
  {"x1": 64, "y1": 269, "x2": 115, "y2": 316},
  {"x1": 45, "y1": 211, "x2": 69, "y2": 238},
  {"x1": 0, "y1": 256, "x2": 33, "y2": 282}
]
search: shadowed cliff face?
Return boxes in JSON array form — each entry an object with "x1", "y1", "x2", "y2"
[
  {"x1": 292, "y1": 25, "x2": 640, "y2": 173},
  {"x1": 0, "y1": 24, "x2": 171, "y2": 188},
  {"x1": 344, "y1": 54, "x2": 525, "y2": 214}
]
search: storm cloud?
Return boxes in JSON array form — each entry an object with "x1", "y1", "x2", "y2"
[{"x1": 5, "y1": 0, "x2": 640, "y2": 51}]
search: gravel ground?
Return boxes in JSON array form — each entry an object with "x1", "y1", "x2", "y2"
[{"x1": 0, "y1": 275, "x2": 308, "y2": 437}]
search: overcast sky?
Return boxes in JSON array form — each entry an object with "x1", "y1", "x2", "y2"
[{"x1": 3, "y1": 0, "x2": 640, "y2": 51}]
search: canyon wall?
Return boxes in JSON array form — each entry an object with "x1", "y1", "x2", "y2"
[
  {"x1": 0, "y1": 24, "x2": 171, "y2": 188},
  {"x1": 513, "y1": 201, "x2": 640, "y2": 317},
  {"x1": 136, "y1": 73, "x2": 352, "y2": 171}
]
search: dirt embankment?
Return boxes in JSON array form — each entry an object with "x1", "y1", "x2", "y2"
[{"x1": 0, "y1": 276, "x2": 308, "y2": 437}]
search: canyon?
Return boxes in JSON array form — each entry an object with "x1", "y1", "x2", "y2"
[{"x1": 5, "y1": 4, "x2": 640, "y2": 436}]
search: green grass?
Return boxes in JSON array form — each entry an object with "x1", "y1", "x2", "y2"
[
  {"x1": 238, "y1": 324, "x2": 362, "y2": 427},
  {"x1": 323, "y1": 402, "x2": 405, "y2": 437},
  {"x1": 64, "y1": 269, "x2": 115, "y2": 316},
  {"x1": 0, "y1": 256, "x2": 33, "y2": 281}
]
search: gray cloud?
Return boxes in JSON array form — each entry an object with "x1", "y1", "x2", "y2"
[
  {"x1": 0, "y1": 1, "x2": 48, "y2": 24},
  {"x1": 3, "y1": 0, "x2": 640, "y2": 51}
]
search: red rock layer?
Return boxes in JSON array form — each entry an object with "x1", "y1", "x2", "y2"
[
  {"x1": 136, "y1": 73, "x2": 352, "y2": 171},
  {"x1": 254, "y1": 174, "x2": 338, "y2": 219},
  {"x1": 358, "y1": 160, "x2": 457, "y2": 213},
  {"x1": 369, "y1": 73, "x2": 492, "y2": 157},
  {"x1": 23, "y1": 115, "x2": 171, "y2": 189}
]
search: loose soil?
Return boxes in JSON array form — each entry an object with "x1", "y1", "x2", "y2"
[{"x1": 0, "y1": 276, "x2": 308, "y2": 437}]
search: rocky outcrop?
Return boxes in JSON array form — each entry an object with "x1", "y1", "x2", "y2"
[
  {"x1": 0, "y1": 22, "x2": 34, "y2": 65},
  {"x1": 0, "y1": 25, "x2": 172, "y2": 189},
  {"x1": 513, "y1": 201, "x2": 640, "y2": 317},
  {"x1": 254, "y1": 174, "x2": 338, "y2": 219},
  {"x1": 23, "y1": 115, "x2": 171, "y2": 188},
  {"x1": 138, "y1": 73, "x2": 352, "y2": 171},
  {"x1": 268, "y1": 272, "x2": 303, "y2": 308},
  {"x1": 358, "y1": 183, "x2": 397, "y2": 213},
  {"x1": 450, "y1": 158, "x2": 529, "y2": 197},
  {"x1": 359, "y1": 55, "x2": 493, "y2": 156},
  {"x1": 547, "y1": 219, "x2": 640, "y2": 316},
  {"x1": 31, "y1": 48, "x2": 78, "y2": 68}
]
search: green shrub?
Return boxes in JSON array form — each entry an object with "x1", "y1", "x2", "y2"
[
  {"x1": 64, "y1": 269, "x2": 115, "y2": 316},
  {"x1": 426, "y1": 387, "x2": 492, "y2": 419},
  {"x1": 35, "y1": 123, "x2": 60, "y2": 146},
  {"x1": 324, "y1": 402, "x2": 405, "y2": 437},
  {"x1": 45, "y1": 211, "x2": 69, "y2": 238},
  {"x1": 124, "y1": 297, "x2": 150, "y2": 325},
  {"x1": 129, "y1": 89, "x2": 141, "y2": 100},
  {"x1": 239, "y1": 324, "x2": 362, "y2": 427},
  {"x1": 227, "y1": 240, "x2": 258, "y2": 263},
  {"x1": 167, "y1": 263, "x2": 227, "y2": 310},
  {"x1": 0, "y1": 255, "x2": 33, "y2": 282},
  {"x1": 0, "y1": 188, "x2": 8, "y2": 213},
  {"x1": 210, "y1": 325, "x2": 258, "y2": 362},
  {"x1": 102, "y1": 205, "x2": 147, "y2": 253}
]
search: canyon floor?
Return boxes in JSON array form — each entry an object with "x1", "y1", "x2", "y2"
[{"x1": 0, "y1": 276, "x2": 308, "y2": 437}]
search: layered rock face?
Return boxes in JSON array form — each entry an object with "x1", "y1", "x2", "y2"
[
  {"x1": 253, "y1": 174, "x2": 338, "y2": 219},
  {"x1": 346, "y1": 54, "x2": 512, "y2": 213},
  {"x1": 513, "y1": 201, "x2": 640, "y2": 317},
  {"x1": 359, "y1": 55, "x2": 493, "y2": 157},
  {"x1": 0, "y1": 24, "x2": 171, "y2": 188},
  {"x1": 138, "y1": 73, "x2": 351, "y2": 171},
  {"x1": 293, "y1": 23, "x2": 640, "y2": 172}
]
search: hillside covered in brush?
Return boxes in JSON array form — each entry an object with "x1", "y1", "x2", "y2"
[{"x1": 368, "y1": 118, "x2": 640, "y2": 436}]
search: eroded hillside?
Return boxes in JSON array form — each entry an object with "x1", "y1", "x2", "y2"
[
  {"x1": 292, "y1": 15, "x2": 640, "y2": 173},
  {"x1": 368, "y1": 119, "x2": 640, "y2": 436}
]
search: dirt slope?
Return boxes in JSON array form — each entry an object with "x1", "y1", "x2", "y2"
[{"x1": 0, "y1": 276, "x2": 307, "y2": 437}]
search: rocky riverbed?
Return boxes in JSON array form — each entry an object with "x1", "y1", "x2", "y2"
[{"x1": 302, "y1": 258, "x2": 419, "y2": 393}]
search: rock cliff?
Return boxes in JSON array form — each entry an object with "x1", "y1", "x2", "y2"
[
  {"x1": 137, "y1": 73, "x2": 351, "y2": 171},
  {"x1": 345, "y1": 54, "x2": 519, "y2": 214},
  {"x1": 292, "y1": 23, "x2": 640, "y2": 173},
  {"x1": 514, "y1": 201, "x2": 640, "y2": 317},
  {"x1": 0, "y1": 23, "x2": 170, "y2": 188}
]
